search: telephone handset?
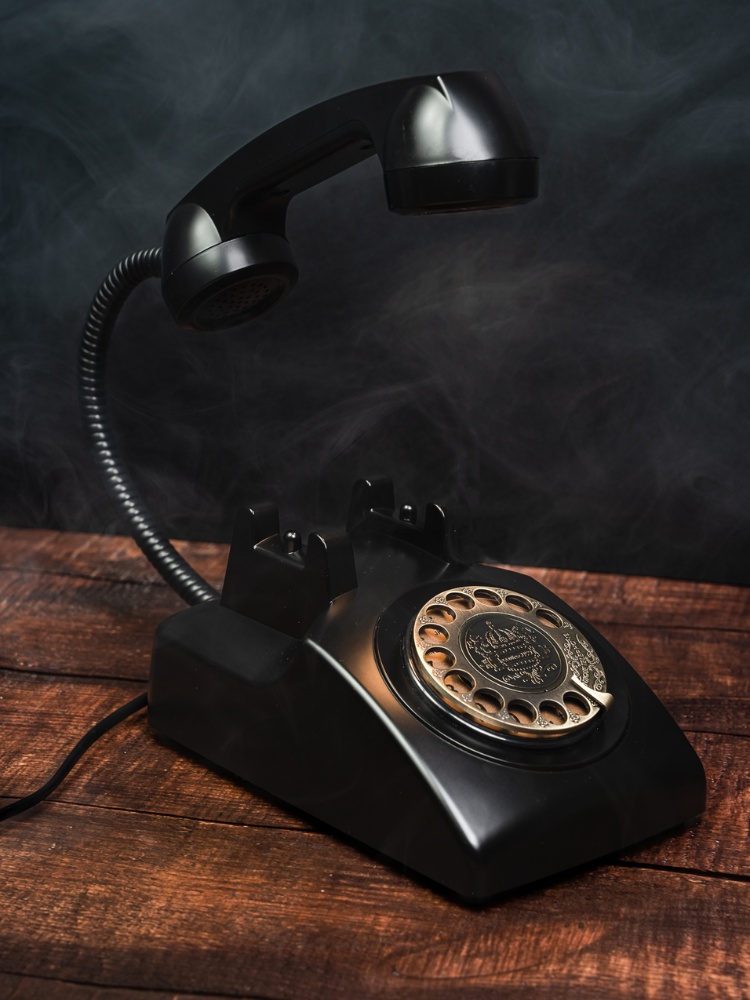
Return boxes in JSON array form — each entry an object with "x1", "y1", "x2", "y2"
[{"x1": 2, "y1": 71, "x2": 705, "y2": 898}]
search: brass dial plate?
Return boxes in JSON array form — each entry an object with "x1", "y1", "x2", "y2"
[{"x1": 410, "y1": 585, "x2": 612, "y2": 739}]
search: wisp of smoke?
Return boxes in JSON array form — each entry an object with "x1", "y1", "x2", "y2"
[{"x1": 0, "y1": 0, "x2": 748, "y2": 582}]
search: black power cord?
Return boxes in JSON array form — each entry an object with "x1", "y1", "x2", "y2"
[
  {"x1": 2, "y1": 249, "x2": 216, "y2": 824},
  {"x1": 0, "y1": 694, "x2": 148, "y2": 822}
]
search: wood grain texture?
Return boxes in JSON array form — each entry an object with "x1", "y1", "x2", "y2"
[
  {"x1": 0, "y1": 569, "x2": 175, "y2": 680},
  {"x1": 1, "y1": 526, "x2": 749, "y2": 999},
  {"x1": 596, "y1": 622, "x2": 750, "y2": 736},
  {"x1": 0, "y1": 527, "x2": 228, "y2": 591},
  {"x1": 1, "y1": 802, "x2": 749, "y2": 1000},
  {"x1": 495, "y1": 561, "x2": 750, "y2": 632},
  {"x1": 1, "y1": 527, "x2": 748, "y2": 632},
  {"x1": 0, "y1": 971, "x2": 235, "y2": 1000},
  {"x1": 1, "y1": 670, "x2": 748, "y2": 876},
  {"x1": 624, "y1": 731, "x2": 750, "y2": 877},
  {"x1": 2, "y1": 565, "x2": 748, "y2": 738},
  {"x1": 0, "y1": 669, "x2": 310, "y2": 831}
]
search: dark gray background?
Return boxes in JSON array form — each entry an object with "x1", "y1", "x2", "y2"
[{"x1": 1, "y1": 0, "x2": 748, "y2": 582}]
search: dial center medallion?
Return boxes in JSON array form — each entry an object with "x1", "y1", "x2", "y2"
[{"x1": 461, "y1": 614, "x2": 564, "y2": 692}]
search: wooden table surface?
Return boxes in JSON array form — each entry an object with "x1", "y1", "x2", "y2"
[{"x1": 1, "y1": 526, "x2": 749, "y2": 999}]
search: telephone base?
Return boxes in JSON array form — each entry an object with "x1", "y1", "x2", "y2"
[{"x1": 148, "y1": 483, "x2": 705, "y2": 899}]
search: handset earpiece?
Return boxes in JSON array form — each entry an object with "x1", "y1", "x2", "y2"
[
  {"x1": 160, "y1": 70, "x2": 539, "y2": 331},
  {"x1": 161, "y1": 204, "x2": 298, "y2": 331}
]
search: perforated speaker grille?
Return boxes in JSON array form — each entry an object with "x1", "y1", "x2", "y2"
[{"x1": 196, "y1": 275, "x2": 285, "y2": 326}]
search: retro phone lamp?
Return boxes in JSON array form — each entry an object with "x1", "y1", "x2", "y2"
[{"x1": 70, "y1": 71, "x2": 706, "y2": 899}]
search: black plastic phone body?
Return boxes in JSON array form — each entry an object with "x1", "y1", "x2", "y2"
[{"x1": 148, "y1": 480, "x2": 706, "y2": 900}]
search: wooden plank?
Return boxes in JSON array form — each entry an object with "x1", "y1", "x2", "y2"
[
  {"x1": 0, "y1": 527, "x2": 747, "y2": 998},
  {"x1": 0, "y1": 527, "x2": 227, "y2": 592},
  {"x1": 0, "y1": 802, "x2": 748, "y2": 999},
  {"x1": 2, "y1": 567, "x2": 748, "y2": 738},
  {"x1": 496, "y1": 561, "x2": 750, "y2": 632},
  {"x1": 596, "y1": 621, "x2": 750, "y2": 736},
  {"x1": 0, "y1": 569, "x2": 178, "y2": 681},
  {"x1": 0, "y1": 970, "x2": 236, "y2": 1000},
  {"x1": 2, "y1": 670, "x2": 748, "y2": 877},
  {"x1": 0, "y1": 669, "x2": 310, "y2": 831},
  {"x1": 624, "y1": 731, "x2": 750, "y2": 876},
  {"x1": 1, "y1": 526, "x2": 748, "y2": 634}
]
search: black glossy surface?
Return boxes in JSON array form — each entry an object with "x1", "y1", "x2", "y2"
[
  {"x1": 177, "y1": 70, "x2": 538, "y2": 237},
  {"x1": 161, "y1": 70, "x2": 538, "y2": 330},
  {"x1": 385, "y1": 157, "x2": 539, "y2": 214}
]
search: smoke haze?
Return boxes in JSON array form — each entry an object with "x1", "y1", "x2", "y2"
[{"x1": 1, "y1": 0, "x2": 748, "y2": 582}]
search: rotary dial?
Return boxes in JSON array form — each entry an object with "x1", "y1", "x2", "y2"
[{"x1": 410, "y1": 585, "x2": 613, "y2": 739}]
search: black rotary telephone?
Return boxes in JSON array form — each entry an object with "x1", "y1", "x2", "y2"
[{"x1": 2, "y1": 71, "x2": 705, "y2": 899}]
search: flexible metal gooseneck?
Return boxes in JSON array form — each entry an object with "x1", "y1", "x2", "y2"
[{"x1": 78, "y1": 247, "x2": 218, "y2": 605}]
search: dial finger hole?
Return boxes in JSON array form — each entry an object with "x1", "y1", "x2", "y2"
[
  {"x1": 540, "y1": 701, "x2": 567, "y2": 726},
  {"x1": 473, "y1": 689, "x2": 502, "y2": 715},
  {"x1": 445, "y1": 592, "x2": 475, "y2": 611},
  {"x1": 507, "y1": 701, "x2": 536, "y2": 725},
  {"x1": 418, "y1": 624, "x2": 449, "y2": 643},
  {"x1": 474, "y1": 589, "x2": 501, "y2": 607},
  {"x1": 443, "y1": 670, "x2": 475, "y2": 696},
  {"x1": 505, "y1": 593, "x2": 533, "y2": 612},
  {"x1": 563, "y1": 693, "x2": 591, "y2": 717},
  {"x1": 425, "y1": 604, "x2": 456, "y2": 624},
  {"x1": 536, "y1": 608, "x2": 563, "y2": 628},
  {"x1": 424, "y1": 647, "x2": 455, "y2": 670}
]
